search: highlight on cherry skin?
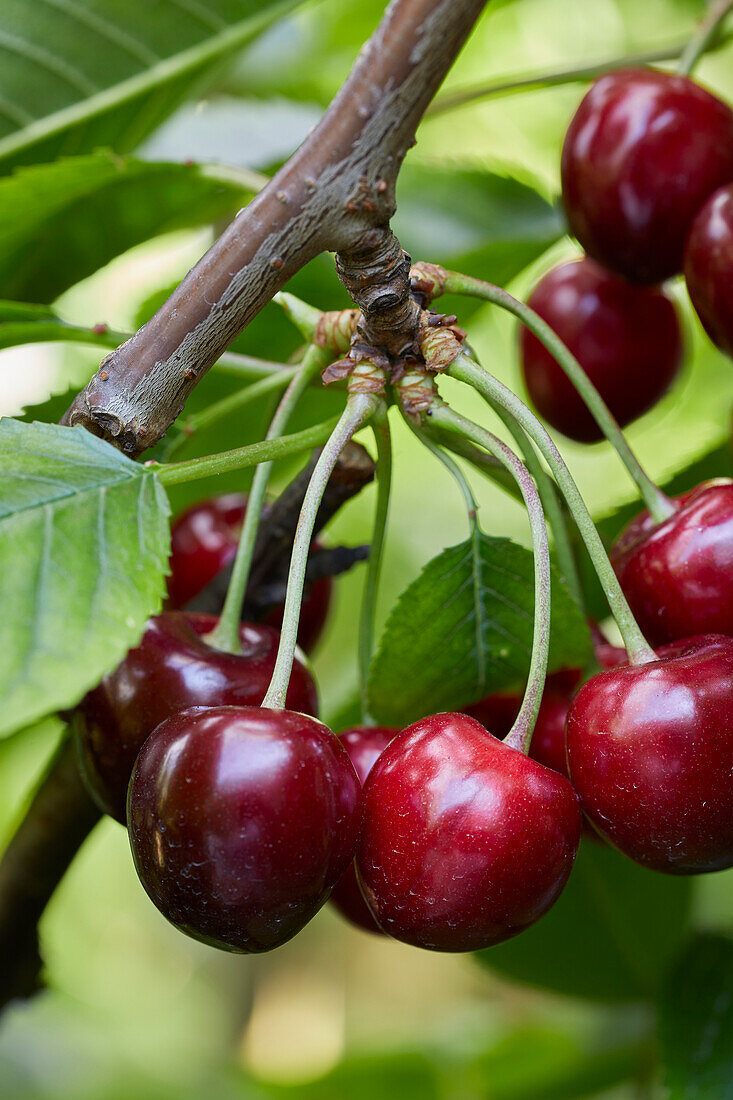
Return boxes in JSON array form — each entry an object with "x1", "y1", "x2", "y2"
[
  {"x1": 167, "y1": 492, "x2": 332, "y2": 652},
  {"x1": 355, "y1": 712, "x2": 582, "y2": 953},
  {"x1": 610, "y1": 479, "x2": 733, "y2": 646},
  {"x1": 566, "y1": 634, "x2": 733, "y2": 874},
  {"x1": 561, "y1": 67, "x2": 733, "y2": 283},
  {"x1": 329, "y1": 725, "x2": 398, "y2": 934},
  {"x1": 127, "y1": 706, "x2": 361, "y2": 952},
  {"x1": 73, "y1": 611, "x2": 318, "y2": 823},
  {"x1": 520, "y1": 257, "x2": 683, "y2": 443}
]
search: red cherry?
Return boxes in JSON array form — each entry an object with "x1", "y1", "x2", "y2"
[
  {"x1": 611, "y1": 480, "x2": 733, "y2": 646},
  {"x1": 128, "y1": 706, "x2": 361, "y2": 952},
  {"x1": 684, "y1": 183, "x2": 733, "y2": 356},
  {"x1": 355, "y1": 712, "x2": 581, "y2": 951},
  {"x1": 566, "y1": 635, "x2": 733, "y2": 873},
  {"x1": 464, "y1": 629, "x2": 626, "y2": 778},
  {"x1": 561, "y1": 68, "x2": 733, "y2": 283},
  {"x1": 74, "y1": 611, "x2": 318, "y2": 823},
  {"x1": 329, "y1": 726, "x2": 397, "y2": 933},
  {"x1": 520, "y1": 258, "x2": 682, "y2": 442},
  {"x1": 167, "y1": 493, "x2": 332, "y2": 652}
]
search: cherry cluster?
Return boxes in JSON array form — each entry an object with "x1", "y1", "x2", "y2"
[{"x1": 522, "y1": 67, "x2": 733, "y2": 442}]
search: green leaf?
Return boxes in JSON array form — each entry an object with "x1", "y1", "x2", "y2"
[
  {"x1": 0, "y1": 154, "x2": 258, "y2": 302},
  {"x1": 367, "y1": 527, "x2": 590, "y2": 728},
  {"x1": 393, "y1": 164, "x2": 564, "y2": 291},
  {"x1": 477, "y1": 839, "x2": 692, "y2": 1001},
  {"x1": 0, "y1": 0, "x2": 304, "y2": 173},
  {"x1": 659, "y1": 934, "x2": 733, "y2": 1099},
  {"x1": 0, "y1": 419, "x2": 170, "y2": 737}
]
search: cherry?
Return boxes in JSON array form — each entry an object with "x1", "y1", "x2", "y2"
[
  {"x1": 561, "y1": 67, "x2": 733, "y2": 283},
  {"x1": 610, "y1": 480, "x2": 733, "y2": 646},
  {"x1": 464, "y1": 627, "x2": 627, "y2": 777},
  {"x1": 128, "y1": 706, "x2": 361, "y2": 952},
  {"x1": 566, "y1": 634, "x2": 733, "y2": 873},
  {"x1": 355, "y1": 712, "x2": 581, "y2": 952},
  {"x1": 167, "y1": 493, "x2": 332, "y2": 652},
  {"x1": 520, "y1": 258, "x2": 682, "y2": 442},
  {"x1": 74, "y1": 611, "x2": 318, "y2": 823},
  {"x1": 329, "y1": 726, "x2": 397, "y2": 933},
  {"x1": 684, "y1": 183, "x2": 733, "y2": 357}
]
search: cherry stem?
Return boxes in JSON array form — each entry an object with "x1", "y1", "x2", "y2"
[
  {"x1": 163, "y1": 367, "x2": 299, "y2": 460},
  {"x1": 263, "y1": 393, "x2": 380, "y2": 709},
  {"x1": 409, "y1": 422, "x2": 479, "y2": 524},
  {"x1": 274, "y1": 292, "x2": 322, "y2": 341},
  {"x1": 206, "y1": 344, "x2": 331, "y2": 655},
  {"x1": 359, "y1": 408, "x2": 392, "y2": 725},
  {"x1": 424, "y1": 427, "x2": 523, "y2": 503},
  {"x1": 441, "y1": 271, "x2": 675, "y2": 525},
  {"x1": 450, "y1": 354, "x2": 657, "y2": 665},
  {"x1": 429, "y1": 403, "x2": 551, "y2": 756},
  {"x1": 678, "y1": 0, "x2": 733, "y2": 75},
  {"x1": 154, "y1": 417, "x2": 339, "y2": 486},
  {"x1": 428, "y1": 31, "x2": 733, "y2": 116}
]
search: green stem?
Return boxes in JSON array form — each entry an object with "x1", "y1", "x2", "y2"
[
  {"x1": 424, "y1": 426, "x2": 523, "y2": 502},
  {"x1": 164, "y1": 367, "x2": 299, "y2": 460},
  {"x1": 359, "y1": 408, "x2": 393, "y2": 724},
  {"x1": 407, "y1": 418, "x2": 479, "y2": 523},
  {"x1": 154, "y1": 417, "x2": 338, "y2": 487},
  {"x1": 262, "y1": 394, "x2": 380, "y2": 710},
  {"x1": 428, "y1": 32, "x2": 733, "y2": 116},
  {"x1": 442, "y1": 271, "x2": 674, "y2": 524},
  {"x1": 450, "y1": 354, "x2": 656, "y2": 665},
  {"x1": 206, "y1": 345, "x2": 330, "y2": 654},
  {"x1": 678, "y1": 0, "x2": 733, "y2": 75},
  {"x1": 429, "y1": 403, "x2": 551, "y2": 755},
  {"x1": 274, "y1": 292, "x2": 322, "y2": 341}
]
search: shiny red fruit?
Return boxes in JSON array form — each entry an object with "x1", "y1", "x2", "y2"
[
  {"x1": 128, "y1": 706, "x2": 361, "y2": 952},
  {"x1": 521, "y1": 258, "x2": 682, "y2": 442},
  {"x1": 566, "y1": 635, "x2": 733, "y2": 873},
  {"x1": 167, "y1": 493, "x2": 332, "y2": 652},
  {"x1": 74, "y1": 612, "x2": 318, "y2": 823},
  {"x1": 561, "y1": 67, "x2": 733, "y2": 283},
  {"x1": 684, "y1": 183, "x2": 733, "y2": 356},
  {"x1": 329, "y1": 726, "x2": 397, "y2": 933},
  {"x1": 356, "y1": 712, "x2": 581, "y2": 952},
  {"x1": 611, "y1": 480, "x2": 733, "y2": 646},
  {"x1": 464, "y1": 630, "x2": 627, "y2": 778}
]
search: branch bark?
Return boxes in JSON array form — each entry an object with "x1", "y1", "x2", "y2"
[{"x1": 62, "y1": 0, "x2": 488, "y2": 456}]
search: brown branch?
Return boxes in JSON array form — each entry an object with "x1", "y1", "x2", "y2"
[
  {"x1": 0, "y1": 740, "x2": 100, "y2": 1007},
  {"x1": 62, "y1": 0, "x2": 488, "y2": 456}
]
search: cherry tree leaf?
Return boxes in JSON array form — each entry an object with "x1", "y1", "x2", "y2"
[
  {"x1": 659, "y1": 934, "x2": 733, "y2": 1098},
  {"x1": 367, "y1": 528, "x2": 590, "y2": 728},
  {"x1": 0, "y1": 419, "x2": 169, "y2": 737}
]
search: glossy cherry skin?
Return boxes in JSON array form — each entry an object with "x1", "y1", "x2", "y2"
[
  {"x1": 521, "y1": 258, "x2": 682, "y2": 442},
  {"x1": 329, "y1": 726, "x2": 397, "y2": 933},
  {"x1": 355, "y1": 712, "x2": 582, "y2": 952},
  {"x1": 167, "y1": 493, "x2": 332, "y2": 652},
  {"x1": 566, "y1": 635, "x2": 733, "y2": 873},
  {"x1": 128, "y1": 706, "x2": 361, "y2": 952},
  {"x1": 611, "y1": 480, "x2": 733, "y2": 646},
  {"x1": 684, "y1": 183, "x2": 733, "y2": 357},
  {"x1": 74, "y1": 611, "x2": 318, "y2": 823},
  {"x1": 561, "y1": 68, "x2": 733, "y2": 283}
]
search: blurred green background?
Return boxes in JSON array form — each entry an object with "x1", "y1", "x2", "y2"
[{"x1": 2, "y1": 0, "x2": 733, "y2": 1096}]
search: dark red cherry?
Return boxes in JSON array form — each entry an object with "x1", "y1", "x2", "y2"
[
  {"x1": 684, "y1": 183, "x2": 733, "y2": 356},
  {"x1": 464, "y1": 629, "x2": 627, "y2": 777},
  {"x1": 520, "y1": 258, "x2": 682, "y2": 442},
  {"x1": 611, "y1": 480, "x2": 733, "y2": 646},
  {"x1": 561, "y1": 67, "x2": 733, "y2": 283},
  {"x1": 128, "y1": 706, "x2": 360, "y2": 952},
  {"x1": 355, "y1": 712, "x2": 581, "y2": 952},
  {"x1": 566, "y1": 635, "x2": 733, "y2": 873},
  {"x1": 74, "y1": 611, "x2": 318, "y2": 823},
  {"x1": 167, "y1": 493, "x2": 332, "y2": 652},
  {"x1": 329, "y1": 726, "x2": 397, "y2": 933}
]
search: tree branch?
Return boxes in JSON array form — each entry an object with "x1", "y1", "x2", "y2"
[{"x1": 62, "y1": 0, "x2": 488, "y2": 456}]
